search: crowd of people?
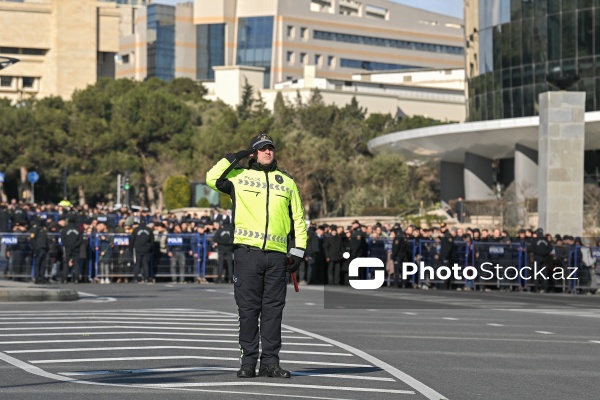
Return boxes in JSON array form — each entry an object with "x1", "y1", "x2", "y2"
[
  {"x1": 0, "y1": 201, "x2": 234, "y2": 284},
  {"x1": 301, "y1": 221, "x2": 600, "y2": 294},
  {"x1": 0, "y1": 200, "x2": 598, "y2": 293}
]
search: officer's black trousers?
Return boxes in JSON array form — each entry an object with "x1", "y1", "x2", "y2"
[
  {"x1": 217, "y1": 251, "x2": 234, "y2": 283},
  {"x1": 62, "y1": 249, "x2": 79, "y2": 282},
  {"x1": 135, "y1": 252, "x2": 152, "y2": 281},
  {"x1": 233, "y1": 247, "x2": 287, "y2": 367},
  {"x1": 34, "y1": 250, "x2": 47, "y2": 281}
]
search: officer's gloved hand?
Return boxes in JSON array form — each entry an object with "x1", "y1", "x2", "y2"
[
  {"x1": 286, "y1": 248, "x2": 304, "y2": 273},
  {"x1": 234, "y1": 148, "x2": 255, "y2": 160}
]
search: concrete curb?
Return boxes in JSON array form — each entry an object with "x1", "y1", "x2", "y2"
[{"x1": 0, "y1": 289, "x2": 79, "y2": 302}]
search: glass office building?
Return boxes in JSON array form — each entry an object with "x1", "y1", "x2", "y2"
[
  {"x1": 236, "y1": 16, "x2": 274, "y2": 88},
  {"x1": 197, "y1": 24, "x2": 225, "y2": 80},
  {"x1": 467, "y1": 0, "x2": 600, "y2": 121},
  {"x1": 147, "y1": 5, "x2": 175, "y2": 81}
]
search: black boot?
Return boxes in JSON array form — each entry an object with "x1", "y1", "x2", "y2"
[
  {"x1": 237, "y1": 364, "x2": 256, "y2": 378},
  {"x1": 258, "y1": 364, "x2": 291, "y2": 378}
]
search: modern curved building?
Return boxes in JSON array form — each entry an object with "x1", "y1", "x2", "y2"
[{"x1": 369, "y1": 0, "x2": 600, "y2": 206}]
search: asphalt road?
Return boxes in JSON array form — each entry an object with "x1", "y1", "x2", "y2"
[{"x1": 0, "y1": 281, "x2": 599, "y2": 400}]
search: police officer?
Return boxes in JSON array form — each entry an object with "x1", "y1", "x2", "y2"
[
  {"x1": 130, "y1": 220, "x2": 154, "y2": 283},
  {"x1": 349, "y1": 220, "x2": 366, "y2": 279},
  {"x1": 206, "y1": 134, "x2": 307, "y2": 379},
  {"x1": 391, "y1": 227, "x2": 408, "y2": 288},
  {"x1": 439, "y1": 222, "x2": 455, "y2": 290},
  {"x1": 324, "y1": 224, "x2": 343, "y2": 285},
  {"x1": 60, "y1": 219, "x2": 83, "y2": 283},
  {"x1": 530, "y1": 228, "x2": 552, "y2": 293},
  {"x1": 213, "y1": 221, "x2": 234, "y2": 283},
  {"x1": 30, "y1": 219, "x2": 49, "y2": 283}
]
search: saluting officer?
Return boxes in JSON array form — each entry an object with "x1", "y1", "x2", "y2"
[{"x1": 206, "y1": 134, "x2": 307, "y2": 379}]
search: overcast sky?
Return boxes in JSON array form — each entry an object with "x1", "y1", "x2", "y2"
[{"x1": 152, "y1": 0, "x2": 464, "y2": 19}]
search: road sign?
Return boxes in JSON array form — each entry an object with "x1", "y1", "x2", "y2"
[
  {"x1": 27, "y1": 171, "x2": 39, "y2": 184},
  {"x1": 0, "y1": 172, "x2": 4, "y2": 183}
]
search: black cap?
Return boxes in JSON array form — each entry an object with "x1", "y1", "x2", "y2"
[
  {"x1": 330, "y1": 224, "x2": 338, "y2": 230},
  {"x1": 536, "y1": 228, "x2": 544, "y2": 235},
  {"x1": 250, "y1": 134, "x2": 275, "y2": 150},
  {"x1": 518, "y1": 229, "x2": 526, "y2": 234}
]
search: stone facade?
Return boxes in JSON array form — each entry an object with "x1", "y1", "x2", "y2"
[
  {"x1": 538, "y1": 91, "x2": 585, "y2": 237},
  {"x1": 0, "y1": 0, "x2": 136, "y2": 101}
]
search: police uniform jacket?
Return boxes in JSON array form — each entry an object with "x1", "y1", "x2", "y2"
[{"x1": 206, "y1": 155, "x2": 307, "y2": 254}]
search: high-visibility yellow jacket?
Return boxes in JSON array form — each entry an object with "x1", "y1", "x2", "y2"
[{"x1": 206, "y1": 155, "x2": 307, "y2": 254}]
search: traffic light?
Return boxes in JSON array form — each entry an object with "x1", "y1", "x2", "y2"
[{"x1": 124, "y1": 171, "x2": 131, "y2": 207}]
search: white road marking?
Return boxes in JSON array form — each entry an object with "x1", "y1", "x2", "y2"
[
  {"x1": 0, "y1": 338, "x2": 330, "y2": 346},
  {"x1": 0, "y1": 316, "x2": 239, "y2": 322},
  {"x1": 282, "y1": 324, "x2": 448, "y2": 400},
  {"x1": 0, "y1": 352, "x2": 355, "y2": 400},
  {"x1": 590, "y1": 341, "x2": 600, "y2": 344},
  {"x1": 29, "y1": 356, "x2": 372, "y2": 368},
  {"x1": 305, "y1": 303, "x2": 316, "y2": 306},
  {"x1": 535, "y1": 331, "x2": 554, "y2": 335},
  {"x1": 0, "y1": 325, "x2": 239, "y2": 331},
  {"x1": 403, "y1": 312, "x2": 417, "y2": 315},
  {"x1": 139, "y1": 381, "x2": 414, "y2": 395},
  {"x1": 9, "y1": 346, "x2": 351, "y2": 357},
  {"x1": 0, "y1": 308, "x2": 435, "y2": 398},
  {"x1": 59, "y1": 367, "x2": 394, "y2": 382},
  {"x1": 0, "y1": 320, "x2": 239, "y2": 326},
  {"x1": 76, "y1": 292, "x2": 116, "y2": 302},
  {"x1": 0, "y1": 331, "x2": 312, "y2": 339},
  {"x1": 443, "y1": 318, "x2": 458, "y2": 321},
  {"x1": 0, "y1": 309, "x2": 224, "y2": 315},
  {"x1": 486, "y1": 323, "x2": 505, "y2": 327}
]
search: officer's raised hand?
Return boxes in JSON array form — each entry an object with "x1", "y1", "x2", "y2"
[
  {"x1": 234, "y1": 148, "x2": 255, "y2": 160},
  {"x1": 286, "y1": 248, "x2": 305, "y2": 273}
]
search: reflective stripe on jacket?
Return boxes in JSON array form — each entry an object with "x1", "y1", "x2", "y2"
[{"x1": 206, "y1": 156, "x2": 307, "y2": 254}]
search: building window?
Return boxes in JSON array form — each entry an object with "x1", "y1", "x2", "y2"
[
  {"x1": 0, "y1": 76, "x2": 12, "y2": 87},
  {"x1": 287, "y1": 25, "x2": 294, "y2": 38},
  {"x1": 22, "y1": 77, "x2": 35, "y2": 89},
  {"x1": 365, "y1": 5, "x2": 387, "y2": 20},
  {"x1": 310, "y1": 0, "x2": 333, "y2": 13},
  {"x1": 300, "y1": 52, "x2": 307, "y2": 64},
  {"x1": 197, "y1": 23, "x2": 225, "y2": 80},
  {"x1": 340, "y1": 58, "x2": 417, "y2": 71},
  {"x1": 146, "y1": 4, "x2": 175, "y2": 81},
  {"x1": 314, "y1": 54, "x2": 322, "y2": 66},
  {"x1": 286, "y1": 51, "x2": 294, "y2": 63},
  {"x1": 237, "y1": 16, "x2": 274, "y2": 88},
  {"x1": 327, "y1": 55, "x2": 335, "y2": 67},
  {"x1": 300, "y1": 27, "x2": 308, "y2": 40},
  {"x1": 122, "y1": 54, "x2": 130, "y2": 64},
  {"x1": 313, "y1": 30, "x2": 464, "y2": 55},
  {"x1": 0, "y1": 47, "x2": 46, "y2": 56}
]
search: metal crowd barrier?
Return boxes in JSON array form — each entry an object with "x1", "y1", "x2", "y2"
[
  {"x1": 364, "y1": 237, "x2": 599, "y2": 293},
  {"x1": 0, "y1": 232, "x2": 209, "y2": 283}
]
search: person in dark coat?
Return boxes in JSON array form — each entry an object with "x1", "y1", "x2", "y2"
[
  {"x1": 306, "y1": 225, "x2": 326, "y2": 284},
  {"x1": 30, "y1": 219, "x2": 49, "y2": 283},
  {"x1": 324, "y1": 225, "x2": 343, "y2": 285},
  {"x1": 350, "y1": 220, "x2": 366, "y2": 279},
  {"x1": 439, "y1": 223, "x2": 455, "y2": 290},
  {"x1": 529, "y1": 228, "x2": 553, "y2": 293},
  {"x1": 130, "y1": 220, "x2": 154, "y2": 283},
  {"x1": 391, "y1": 227, "x2": 408, "y2": 288},
  {"x1": 60, "y1": 219, "x2": 83, "y2": 283},
  {"x1": 212, "y1": 222, "x2": 234, "y2": 283}
]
